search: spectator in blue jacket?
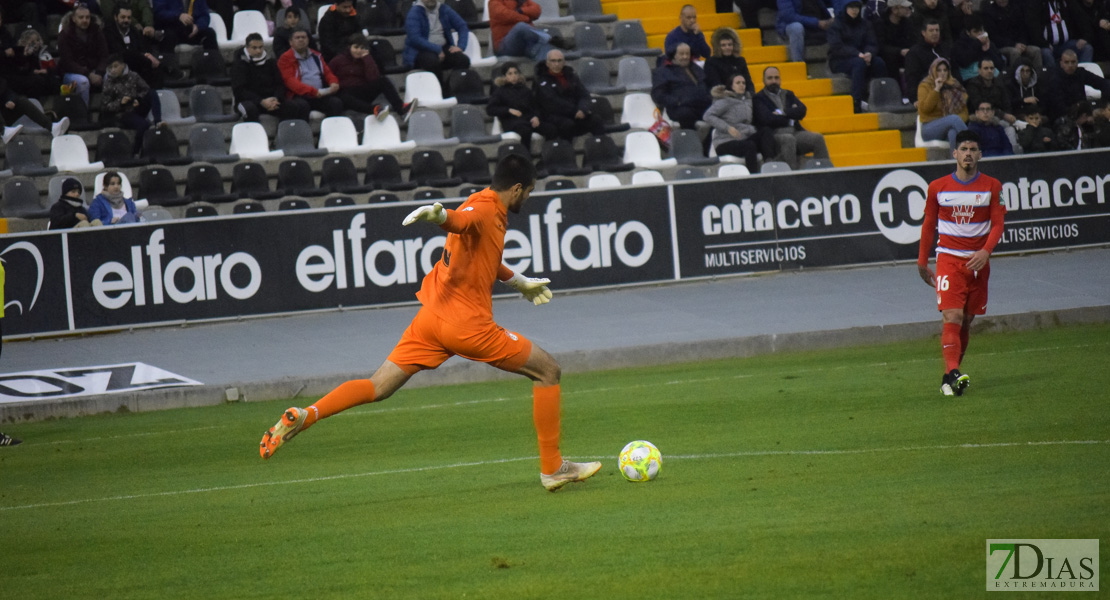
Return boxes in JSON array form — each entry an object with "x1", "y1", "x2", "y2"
[
  {"x1": 651, "y1": 43, "x2": 713, "y2": 130},
  {"x1": 151, "y1": 0, "x2": 217, "y2": 51},
  {"x1": 828, "y1": 0, "x2": 887, "y2": 112},
  {"x1": 89, "y1": 171, "x2": 139, "y2": 225},
  {"x1": 777, "y1": 0, "x2": 834, "y2": 62},
  {"x1": 664, "y1": 5, "x2": 712, "y2": 62},
  {"x1": 404, "y1": 0, "x2": 471, "y2": 82}
]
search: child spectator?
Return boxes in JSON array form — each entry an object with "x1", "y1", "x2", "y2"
[
  {"x1": 101, "y1": 55, "x2": 162, "y2": 155},
  {"x1": 89, "y1": 171, "x2": 140, "y2": 225},
  {"x1": 49, "y1": 177, "x2": 97, "y2": 229},
  {"x1": 1016, "y1": 108, "x2": 1055, "y2": 153},
  {"x1": 272, "y1": 7, "x2": 315, "y2": 60}
]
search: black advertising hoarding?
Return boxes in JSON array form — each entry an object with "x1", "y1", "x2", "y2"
[
  {"x1": 1, "y1": 150, "x2": 1106, "y2": 337},
  {"x1": 673, "y1": 149, "x2": 1110, "y2": 278},
  {"x1": 518, "y1": 186, "x2": 674, "y2": 288},
  {"x1": 1, "y1": 185, "x2": 675, "y2": 337},
  {"x1": 0, "y1": 233, "x2": 70, "y2": 337},
  {"x1": 987, "y1": 150, "x2": 1110, "y2": 252}
]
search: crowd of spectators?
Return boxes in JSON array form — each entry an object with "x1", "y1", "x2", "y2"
[{"x1": 805, "y1": 0, "x2": 1110, "y2": 154}]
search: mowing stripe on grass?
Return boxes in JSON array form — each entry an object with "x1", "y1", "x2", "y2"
[{"x1": 3, "y1": 440, "x2": 1105, "y2": 513}]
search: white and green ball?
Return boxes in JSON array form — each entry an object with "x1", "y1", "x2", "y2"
[{"x1": 619, "y1": 440, "x2": 662, "y2": 482}]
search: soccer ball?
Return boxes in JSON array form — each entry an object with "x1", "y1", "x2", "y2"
[{"x1": 619, "y1": 440, "x2": 662, "y2": 482}]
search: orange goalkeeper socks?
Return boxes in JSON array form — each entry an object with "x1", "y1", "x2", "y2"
[
  {"x1": 533, "y1": 383, "x2": 563, "y2": 475},
  {"x1": 304, "y1": 379, "x2": 377, "y2": 428}
]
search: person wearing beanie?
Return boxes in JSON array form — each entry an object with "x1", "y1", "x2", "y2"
[{"x1": 49, "y1": 178, "x2": 97, "y2": 229}]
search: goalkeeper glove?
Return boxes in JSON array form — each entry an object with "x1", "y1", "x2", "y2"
[
  {"x1": 402, "y1": 202, "x2": 446, "y2": 226},
  {"x1": 504, "y1": 272, "x2": 553, "y2": 306}
]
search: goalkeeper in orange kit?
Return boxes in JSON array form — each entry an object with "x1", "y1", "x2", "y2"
[{"x1": 259, "y1": 154, "x2": 601, "y2": 491}]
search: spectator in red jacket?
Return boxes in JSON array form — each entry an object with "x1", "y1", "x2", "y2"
[
  {"x1": 329, "y1": 34, "x2": 416, "y2": 121},
  {"x1": 278, "y1": 29, "x2": 345, "y2": 117},
  {"x1": 489, "y1": 0, "x2": 553, "y2": 61},
  {"x1": 58, "y1": 5, "x2": 110, "y2": 107}
]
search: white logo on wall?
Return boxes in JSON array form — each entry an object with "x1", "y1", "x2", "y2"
[
  {"x1": 872, "y1": 169, "x2": 929, "y2": 245},
  {"x1": 0, "y1": 241, "x2": 45, "y2": 315},
  {"x1": 0, "y1": 363, "x2": 202, "y2": 404}
]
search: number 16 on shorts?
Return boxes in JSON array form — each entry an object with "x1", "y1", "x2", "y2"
[{"x1": 936, "y1": 274, "x2": 948, "y2": 305}]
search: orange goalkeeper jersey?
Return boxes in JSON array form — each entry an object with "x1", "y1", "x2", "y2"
[{"x1": 416, "y1": 189, "x2": 514, "y2": 325}]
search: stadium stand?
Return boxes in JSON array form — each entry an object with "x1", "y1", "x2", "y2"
[{"x1": 4, "y1": 0, "x2": 1109, "y2": 226}]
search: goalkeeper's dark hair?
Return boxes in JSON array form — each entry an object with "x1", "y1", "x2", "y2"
[{"x1": 491, "y1": 153, "x2": 536, "y2": 191}]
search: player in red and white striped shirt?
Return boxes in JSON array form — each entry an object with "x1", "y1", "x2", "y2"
[{"x1": 917, "y1": 130, "x2": 1006, "y2": 396}]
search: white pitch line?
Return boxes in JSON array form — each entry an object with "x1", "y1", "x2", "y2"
[
  {"x1": 0, "y1": 456, "x2": 537, "y2": 512},
  {"x1": 3, "y1": 440, "x2": 1106, "y2": 512}
]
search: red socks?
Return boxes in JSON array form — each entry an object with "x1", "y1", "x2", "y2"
[
  {"x1": 942, "y1": 322, "x2": 962, "y2": 372},
  {"x1": 304, "y1": 379, "x2": 377, "y2": 429},
  {"x1": 533, "y1": 384, "x2": 563, "y2": 475}
]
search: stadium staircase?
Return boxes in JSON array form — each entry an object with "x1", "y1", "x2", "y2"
[{"x1": 605, "y1": 0, "x2": 927, "y2": 167}]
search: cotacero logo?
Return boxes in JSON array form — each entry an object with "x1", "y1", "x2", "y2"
[{"x1": 872, "y1": 169, "x2": 929, "y2": 245}]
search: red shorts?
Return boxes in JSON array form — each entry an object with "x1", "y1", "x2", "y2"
[
  {"x1": 935, "y1": 252, "x2": 991, "y2": 315},
  {"x1": 387, "y1": 307, "x2": 533, "y2": 375}
]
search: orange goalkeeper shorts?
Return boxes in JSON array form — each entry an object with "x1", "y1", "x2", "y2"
[{"x1": 387, "y1": 307, "x2": 533, "y2": 375}]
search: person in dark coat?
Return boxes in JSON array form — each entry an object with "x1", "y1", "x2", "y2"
[
  {"x1": 753, "y1": 65, "x2": 830, "y2": 168},
  {"x1": 876, "y1": 0, "x2": 915, "y2": 82},
  {"x1": 827, "y1": 0, "x2": 887, "y2": 112},
  {"x1": 704, "y1": 27, "x2": 752, "y2": 91},
  {"x1": 1016, "y1": 107, "x2": 1056, "y2": 152},
  {"x1": 57, "y1": 5, "x2": 110, "y2": 107},
  {"x1": 967, "y1": 100, "x2": 1014, "y2": 156},
  {"x1": 904, "y1": 18, "x2": 951, "y2": 103},
  {"x1": 231, "y1": 33, "x2": 311, "y2": 123},
  {"x1": 651, "y1": 43, "x2": 713, "y2": 130},
  {"x1": 49, "y1": 178, "x2": 96, "y2": 229},
  {"x1": 1046, "y1": 49, "x2": 1110, "y2": 120},
  {"x1": 104, "y1": 3, "x2": 166, "y2": 88},
  {"x1": 317, "y1": 0, "x2": 363, "y2": 62},
  {"x1": 950, "y1": 15, "x2": 1004, "y2": 81},
  {"x1": 980, "y1": 0, "x2": 1043, "y2": 70},
  {"x1": 533, "y1": 49, "x2": 605, "y2": 140},
  {"x1": 1025, "y1": 0, "x2": 1095, "y2": 65},
  {"x1": 487, "y1": 61, "x2": 548, "y2": 148}
]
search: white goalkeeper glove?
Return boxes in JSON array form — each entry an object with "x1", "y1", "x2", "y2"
[
  {"x1": 504, "y1": 272, "x2": 553, "y2": 306},
  {"x1": 402, "y1": 202, "x2": 446, "y2": 226}
]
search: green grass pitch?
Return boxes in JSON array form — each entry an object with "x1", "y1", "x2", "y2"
[{"x1": 2, "y1": 324, "x2": 1107, "y2": 599}]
